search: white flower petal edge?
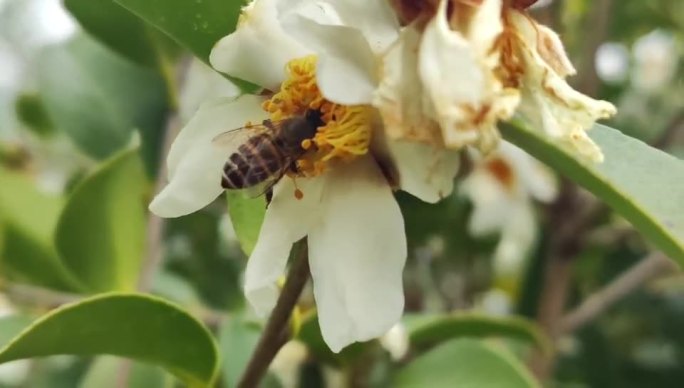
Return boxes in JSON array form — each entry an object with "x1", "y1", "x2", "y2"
[
  {"x1": 282, "y1": 14, "x2": 378, "y2": 105},
  {"x1": 209, "y1": 0, "x2": 311, "y2": 90},
  {"x1": 388, "y1": 140, "x2": 460, "y2": 203},
  {"x1": 419, "y1": 0, "x2": 519, "y2": 151},
  {"x1": 149, "y1": 95, "x2": 267, "y2": 218},
  {"x1": 509, "y1": 11, "x2": 617, "y2": 163},
  {"x1": 308, "y1": 156, "x2": 406, "y2": 352},
  {"x1": 279, "y1": 0, "x2": 399, "y2": 105}
]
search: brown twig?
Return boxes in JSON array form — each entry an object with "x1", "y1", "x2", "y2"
[
  {"x1": 575, "y1": 0, "x2": 613, "y2": 97},
  {"x1": 559, "y1": 252, "x2": 678, "y2": 333},
  {"x1": 238, "y1": 241, "x2": 310, "y2": 388}
]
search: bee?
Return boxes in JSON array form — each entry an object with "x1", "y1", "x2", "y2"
[{"x1": 213, "y1": 109, "x2": 324, "y2": 198}]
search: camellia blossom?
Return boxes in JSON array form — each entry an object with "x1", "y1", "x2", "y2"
[
  {"x1": 461, "y1": 141, "x2": 557, "y2": 288},
  {"x1": 150, "y1": 0, "x2": 460, "y2": 353},
  {"x1": 498, "y1": 6, "x2": 617, "y2": 162}
]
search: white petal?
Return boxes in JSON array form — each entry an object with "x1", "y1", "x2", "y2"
[
  {"x1": 179, "y1": 59, "x2": 241, "y2": 122},
  {"x1": 209, "y1": 0, "x2": 311, "y2": 90},
  {"x1": 282, "y1": 14, "x2": 377, "y2": 105},
  {"x1": 460, "y1": 170, "x2": 512, "y2": 236},
  {"x1": 244, "y1": 175, "x2": 325, "y2": 316},
  {"x1": 318, "y1": 0, "x2": 399, "y2": 54},
  {"x1": 509, "y1": 11, "x2": 616, "y2": 162},
  {"x1": 419, "y1": 0, "x2": 518, "y2": 150},
  {"x1": 498, "y1": 142, "x2": 557, "y2": 202},
  {"x1": 494, "y1": 200, "x2": 537, "y2": 275},
  {"x1": 388, "y1": 140, "x2": 460, "y2": 203},
  {"x1": 308, "y1": 157, "x2": 406, "y2": 352},
  {"x1": 373, "y1": 25, "x2": 439, "y2": 144},
  {"x1": 149, "y1": 95, "x2": 266, "y2": 217}
]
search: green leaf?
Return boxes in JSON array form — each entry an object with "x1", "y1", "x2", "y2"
[
  {"x1": 0, "y1": 168, "x2": 83, "y2": 291},
  {"x1": 405, "y1": 313, "x2": 551, "y2": 355},
  {"x1": 226, "y1": 192, "x2": 266, "y2": 256},
  {"x1": 112, "y1": 0, "x2": 257, "y2": 91},
  {"x1": 80, "y1": 356, "x2": 170, "y2": 388},
  {"x1": 218, "y1": 314, "x2": 261, "y2": 388},
  {"x1": 14, "y1": 93, "x2": 55, "y2": 137},
  {"x1": 112, "y1": 0, "x2": 241, "y2": 65},
  {"x1": 394, "y1": 338, "x2": 540, "y2": 388},
  {"x1": 502, "y1": 121, "x2": 684, "y2": 265},
  {"x1": 0, "y1": 293, "x2": 219, "y2": 387},
  {"x1": 55, "y1": 148, "x2": 148, "y2": 293},
  {"x1": 36, "y1": 34, "x2": 167, "y2": 172},
  {"x1": 64, "y1": 0, "x2": 162, "y2": 68},
  {"x1": 0, "y1": 316, "x2": 33, "y2": 347},
  {"x1": 296, "y1": 312, "x2": 368, "y2": 366}
]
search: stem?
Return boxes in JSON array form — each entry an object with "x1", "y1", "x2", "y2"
[
  {"x1": 238, "y1": 241, "x2": 310, "y2": 388},
  {"x1": 559, "y1": 252, "x2": 677, "y2": 333}
]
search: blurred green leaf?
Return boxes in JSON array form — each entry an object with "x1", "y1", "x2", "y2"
[
  {"x1": 296, "y1": 311, "x2": 368, "y2": 366},
  {"x1": 0, "y1": 168, "x2": 84, "y2": 291},
  {"x1": 64, "y1": 0, "x2": 167, "y2": 69},
  {"x1": 14, "y1": 93, "x2": 55, "y2": 137},
  {"x1": 112, "y1": 0, "x2": 257, "y2": 91},
  {"x1": 54, "y1": 148, "x2": 147, "y2": 293},
  {"x1": 165, "y1": 211, "x2": 243, "y2": 309},
  {"x1": 0, "y1": 293, "x2": 218, "y2": 387},
  {"x1": 0, "y1": 315, "x2": 33, "y2": 347},
  {"x1": 37, "y1": 34, "x2": 167, "y2": 173},
  {"x1": 503, "y1": 122, "x2": 684, "y2": 265},
  {"x1": 404, "y1": 313, "x2": 551, "y2": 355},
  {"x1": 394, "y1": 338, "x2": 540, "y2": 388},
  {"x1": 226, "y1": 192, "x2": 266, "y2": 256},
  {"x1": 218, "y1": 314, "x2": 261, "y2": 388},
  {"x1": 80, "y1": 356, "x2": 169, "y2": 388}
]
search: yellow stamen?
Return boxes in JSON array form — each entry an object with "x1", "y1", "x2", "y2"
[{"x1": 261, "y1": 56, "x2": 372, "y2": 176}]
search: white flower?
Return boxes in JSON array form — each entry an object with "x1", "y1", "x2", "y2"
[
  {"x1": 269, "y1": 340, "x2": 308, "y2": 388},
  {"x1": 502, "y1": 9, "x2": 617, "y2": 162},
  {"x1": 417, "y1": 0, "x2": 520, "y2": 152},
  {"x1": 631, "y1": 30, "x2": 678, "y2": 92},
  {"x1": 461, "y1": 142, "x2": 557, "y2": 279},
  {"x1": 379, "y1": 322, "x2": 409, "y2": 361},
  {"x1": 151, "y1": 0, "x2": 462, "y2": 352}
]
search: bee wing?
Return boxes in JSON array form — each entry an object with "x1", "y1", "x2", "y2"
[{"x1": 211, "y1": 120, "x2": 282, "y2": 150}]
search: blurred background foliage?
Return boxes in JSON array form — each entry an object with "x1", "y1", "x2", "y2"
[{"x1": 0, "y1": 0, "x2": 681, "y2": 387}]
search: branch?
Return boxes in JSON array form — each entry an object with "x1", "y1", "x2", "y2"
[
  {"x1": 559, "y1": 252, "x2": 678, "y2": 334},
  {"x1": 238, "y1": 240, "x2": 310, "y2": 388}
]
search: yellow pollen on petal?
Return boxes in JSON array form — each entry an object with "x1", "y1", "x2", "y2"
[{"x1": 261, "y1": 55, "x2": 372, "y2": 177}]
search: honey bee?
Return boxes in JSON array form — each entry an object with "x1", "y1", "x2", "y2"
[{"x1": 213, "y1": 109, "x2": 324, "y2": 197}]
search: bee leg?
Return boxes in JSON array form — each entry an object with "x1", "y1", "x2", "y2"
[{"x1": 265, "y1": 188, "x2": 274, "y2": 207}]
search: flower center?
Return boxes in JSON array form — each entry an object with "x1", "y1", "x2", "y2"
[{"x1": 261, "y1": 56, "x2": 372, "y2": 176}]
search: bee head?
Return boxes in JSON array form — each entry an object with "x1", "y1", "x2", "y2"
[{"x1": 304, "y1": 109, "x2": 324, "y2": 130}]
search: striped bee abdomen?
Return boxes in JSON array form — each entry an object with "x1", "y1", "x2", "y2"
[{"x1": 221, "y1": 133, "x2": 285, "y2": 190}]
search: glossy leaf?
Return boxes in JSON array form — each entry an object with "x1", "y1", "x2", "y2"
[
  {"x1": 36, "y1": 34, "x2": 167, "y2": 170},
  {"x1": 296, "y1": 312, "x2": 368, "y2": 366},
  {"x1": 394, "y1": 338, "x2": 540, "y2": 388},
  {"x1": 0, "y1": 294, "x2": 218, "y2": 387},
  {"x1": 112, "y1": 0, "x2": 241, "y2": 64},
  {"x1": 0, "y1": 316, "x2": 33, "y2": 347},
  {"x1": 405, "y1": 313, "x2": 551, "y2": 354},
  {"x1": 226, "y1": 192, "x2": 266, "y2": 256},
  {"x1": 64, "y1": 0, "x2": 162, "y2": 68},
  {"x1": 55, "y1": 148, "x2": 148, "y2": 293},
  {"x1": 0, "y1": 168, "x2": 83, "y2": 291},
  {"x1": 112, "y1": 0, "x2": 256, "y2": 90},
  {"x1": 502, "y1": 121, "x2": 684, "y2": 265}
]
